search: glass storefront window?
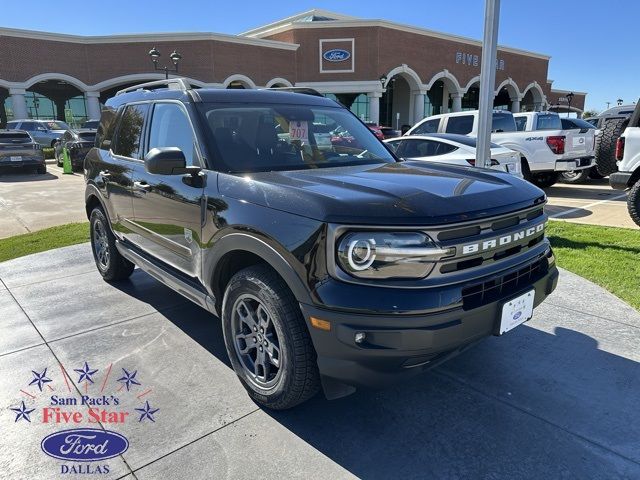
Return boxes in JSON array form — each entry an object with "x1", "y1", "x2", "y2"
[{"x1": 325, "y1": 93, "x2": 370, "y2": 122}]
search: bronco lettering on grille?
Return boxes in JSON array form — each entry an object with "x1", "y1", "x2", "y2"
[{"x1": 461, "y1": 223, "x2": 545, "y2": 255}]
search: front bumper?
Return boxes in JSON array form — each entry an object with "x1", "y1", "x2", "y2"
[
  {"x1": 301, "y1": 250, "x2": 558, "y2": 392},
  {"x1": 610, "y1": 171, "x2": 633, "y2": 190},
  {"x1": 554, "y1": 157, "x2": 594, "y2": 171}
]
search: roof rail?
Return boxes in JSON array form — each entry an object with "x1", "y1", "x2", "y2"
[
  {"x1": 116, "y1": 78, "x2": 192, "y2": 96},
  {"x1": 262, "y1": 87, "x2": 324, "y2": 98}
]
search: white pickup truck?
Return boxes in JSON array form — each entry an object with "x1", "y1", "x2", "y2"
[
  {"x1": 609, "y1": 101, "x2": 640, "y2": 226},
  {"x1": 407, "y1": 110, "x2": 595, "y2": 188}
]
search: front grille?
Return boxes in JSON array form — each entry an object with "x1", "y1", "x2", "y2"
[{"x1": 461, "y1": 255, "x2": 548, "y2": 310}]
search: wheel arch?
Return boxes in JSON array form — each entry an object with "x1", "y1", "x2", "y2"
[{"x1": 207, "y1": 233, "x2": 313, "y2": 313}]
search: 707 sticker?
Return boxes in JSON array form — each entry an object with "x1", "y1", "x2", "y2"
[{"x1": 290, "y1": 121, "x2": 308, "y2": 142}]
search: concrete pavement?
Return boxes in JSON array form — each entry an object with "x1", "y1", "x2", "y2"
[
  {"x1": 1, "y1": 243, "x2": 639, "y2": 479},
  {"x1": 0, "y1": 163, "x2": 86, "y2": 239},
  {"x1": 546, "y1": 179, "x2": 638, "y2": 229}
]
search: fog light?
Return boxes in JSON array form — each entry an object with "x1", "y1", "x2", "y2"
[{"x1": 354, "y1": 332, "x2": 366, "y2": 344}]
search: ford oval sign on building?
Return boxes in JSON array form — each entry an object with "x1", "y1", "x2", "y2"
[
  {"x1": 323, "y1": 49, "x2": 351, "y2": 62},
  {"x1": 41, "y1": 428, "x2": 129, "y2": 462}
]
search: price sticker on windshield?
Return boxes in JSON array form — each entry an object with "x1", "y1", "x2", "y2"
[{"x1": 290, "y1": 121, "x2": 309, "y2": 143}]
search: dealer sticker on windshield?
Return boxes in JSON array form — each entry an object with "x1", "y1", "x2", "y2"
[
  {"x1": 290, "y1": 121, "x2": 309, "y2": 143},
  {"x1": 499, "y1": 290, "x2": 535, "y2": 334}
]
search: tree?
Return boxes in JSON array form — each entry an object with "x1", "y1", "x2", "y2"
[{"x1": 582, "y1": 109, "x2": 599, "y2": 119}]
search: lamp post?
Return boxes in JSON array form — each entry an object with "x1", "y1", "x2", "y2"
[
  {"x1": 566, "y1": 92, "x2": 574, "y2": 118},
  {"x1": 617, "y1": 98, "x2": 623, "y2": 106},
  {"x1": 379, "y1": 75, "x2": 388, "y2": 126},
  {"x1": 148, "y1": 47, "x2": 183, "y2": 80}
]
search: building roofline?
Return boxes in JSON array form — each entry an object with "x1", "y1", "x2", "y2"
[
  {"x1": 242, "y1": 12, "x2": 550, "y2": 60},
  {"x1": 550, "y1": 88, "x2": 587, "y2": 96},
  {"x1": 0, "y1": 27, "x2": 299, "y2": 50}
]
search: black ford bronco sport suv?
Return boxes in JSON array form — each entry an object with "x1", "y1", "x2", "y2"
[{"x1": 85, "y1": 79, "x2": 558, "y2": 409}]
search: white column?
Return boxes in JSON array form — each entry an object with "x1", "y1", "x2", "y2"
[
  {"x1": 451, "y1": 92, "x2": 463, "y2": 112},
  {"x1": 442, "y1": 85, "x2": 450, "y2": 113},
  {"x1": 85, "y1": 91, "x2": 102, "y2": 120},
  {"x1": 412, "y1": 91, "x2": 425, "y2": 124},
  {"x1": 367, "y1": 92, "x2": 381, "y2": 125},
  {"x1": 510, "y1": 96, "x2": 521, "y2": 113},
  {"x1": 9, "y1": 88, "x2": 28, "y2": 119}
]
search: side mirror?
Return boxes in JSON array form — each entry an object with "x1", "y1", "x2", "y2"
[{"x1": 144, "y1": 147, "x2": 196, "y2": 175}]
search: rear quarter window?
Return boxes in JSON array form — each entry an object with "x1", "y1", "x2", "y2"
[
  {"x1": 535, "y1": 114, "x2": 562, "y2": 130},
  {"x1": 491, "y1": 113, "x2": 516, "y2": 132},
  {"x1": 96, "y1": 106, "x2": 121, "y2": 150},
  {"x1": 514, "y1": 117, "x2": 527, "y2": 131},
  {"x1": 445, "y1": 115, "x2": 474, "y2": 135}
]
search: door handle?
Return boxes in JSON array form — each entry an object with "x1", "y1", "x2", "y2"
[{"x1": 133, "y1": 181, "x2": 152, "y2": 192}]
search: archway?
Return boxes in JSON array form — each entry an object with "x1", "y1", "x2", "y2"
[
  {"x1": 521, "y1": 83, "x2": 545, "y2": 112},
  {"x1": 265, "y1": 77, "x2": 293, "y2": 88},
  {"x1": 223, "y1": 75, "x2": 256, "y2": 90},
  {"x1": 462, "y1": 80, "x2": 480, "y2": 110},
  {"x1": 425, "y1": 71, "x2": 462, "y2": 115},
  {"x1": 494, "y1": 79, "x2": 520, "y2": 112},
  {"x1": 26, "y1": 79, "x2": 85, "y2": 126}
]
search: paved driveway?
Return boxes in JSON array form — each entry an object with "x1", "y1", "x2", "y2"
[
  {"x1": 546, "y1": 179, "x2": 637, "y2": 229},
  {"x1": 0, "y1": 163, "x2": 86, "y2": 239},
  {"x1": 1, "y1": 244, "x2": 639, "y2": 479}
]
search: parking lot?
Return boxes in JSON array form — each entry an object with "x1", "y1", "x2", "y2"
[
  {"x1": 0, "y1": 163, "x2": 86, "y2": 239},
  {"x1": 1, "y1": 243, "x2": 639, "y2": 479}
]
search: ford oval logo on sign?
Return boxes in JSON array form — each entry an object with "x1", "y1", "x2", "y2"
[
  {"x1": 513, "y1": 311, "x2": 522, "y2": 321},
  {"x1": 323, "y1": 49, "x2": 351, "y2": 62},
  {"x1": 41, "y1": 428, "x2": 129, "y2": 462}
]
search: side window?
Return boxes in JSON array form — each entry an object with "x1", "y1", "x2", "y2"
[
  {"x1": 6, "y1": 121, "x2": 19, "y2": 130},
  {"x1": 397, "y1": 140, "x2": 431, "y2": 157},
  {"x1": 96, "y1": 105, "x2": 121, "y2": 150},
  {"x1": 20, "y1": 122, "x2": 34, "y2": 131},
  {"x1": 147, "y1": 103, "x2": 197, "y2": 166},
  {"x1": 385, "y1": 140, "x2": 401, "y2": 153},
  {"x1": 491, "y1": 113, "x2": 516, "y2": 132},
  {"x1": 445, "y1": 115, "x2": 474, "y2": 135},
  {"x1": 413, "y1": 119, "x2": 439, "y2": 135},
  {"x1": 514, "y1": 117, "x2": 527, "y2": 131},
  {"x1": 113, "y1": 104, "x2": 149, "y2": 159}
]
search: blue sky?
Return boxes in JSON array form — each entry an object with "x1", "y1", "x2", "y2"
[{"x1": 2, "y1": 0, "x2": 636, "y2": 112}]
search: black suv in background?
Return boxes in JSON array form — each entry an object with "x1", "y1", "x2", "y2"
[
  {"x1": 54, "y1": 129, "x2": 97, "y2": 170},
  {"x1": 85, "y1": 79, "x2": 558, "y2": 409}
]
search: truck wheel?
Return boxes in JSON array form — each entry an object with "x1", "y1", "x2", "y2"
[
  {"x1": 589, "y1": 166, "x2": 606, "y2": 179},
  {"x1": 628, "y1": 181, "x2": 640, "y2": 227},
  {"x1": 532, "y1": 172, "x2": 558, "y2": 189},
  {"x1": 560, "y1": 169, "x2": 590, "y2": 184},
  {"x1": 221, "y1": 265, "x2": 320, "y2": 410},
  {"x1": 89, "y1": 207, "x2": 135, "y2": 281},
  {"x1": 595, "y1": 118, "x2": 627, "y2": 176}
]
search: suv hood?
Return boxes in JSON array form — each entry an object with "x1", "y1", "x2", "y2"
[{"x1": 218, "y1": 161, "x2": 545, "y2": 225}]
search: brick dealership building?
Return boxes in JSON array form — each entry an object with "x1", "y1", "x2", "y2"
[{"x1": 0, "y1": 9, "x2": 586, "y2": 128}]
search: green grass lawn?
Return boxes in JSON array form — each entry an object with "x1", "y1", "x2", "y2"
[
  {"x1": 0, "y1": 220, "x2": 638, "y2": 310},
  {"x1": 0, "y1": 223, "x2": 89, "y2": 263},
  {"x1": 547, "y1": 221, "x2": 640, "y2": 310}
]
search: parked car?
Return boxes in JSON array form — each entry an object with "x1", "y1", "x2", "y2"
[
  {"x1": 384, "y1": 133, "x2": 521, "y2": 176},
  {"x1": 0, "y1": 129, "x2": 46, "y2": 174},
  {"x1": 610, "y1": 100, "x2": 640, "y2": 226},
  {"x1": 407, "y1": 110, "x2": 593, "y2": 188},
  {"x1": 364, "y1": 123, "x2": 398, "y2": 140},
  {"x1": 586, "y1": 104, "x2": 637, "y2": 177},
  {"x1": 54, "y1": 129, "x2": 97, "y2": 170},
  {"x1": 82, "y1": 119, "x2": 100, "y2": 129},
  {"x1": 559, "y1": 117, "x2": 601, "y2": 183},
  {"x1": 85, "y1": 78, "x2": 558, "y2": 409},
  {"x1": 5, "y1": 119, "x2": 70, "y2": 147}
]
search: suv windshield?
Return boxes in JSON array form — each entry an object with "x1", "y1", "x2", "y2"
[{"x1": 199, "y1": 104, "x2": 396, "y2": 173}]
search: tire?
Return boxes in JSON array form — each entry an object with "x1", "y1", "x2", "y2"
[
  {"x1": 589, "y1": 166, "x2": 606, "y2": 179},
  {"x1": 628, "y1": 181, "x2": 640, "y2": 228},
  {"x1": 595, "y1": 118, "x2": 627, "y2": 176},
  {"x1": 37, "y1": 165, "x2": 46, "y2": 174},
  {"x1": 89, "y1": 207, "x2": 135, "y2": 281},
  {"x1": 221, "y1": 265, "x2": 320, "y2": 410},
  {"x1": 531, "y1": 171, "x2": 558, "y2": 189},
  {"x1": 560, "y1": 169, "x2": 590, "y2": 184}
]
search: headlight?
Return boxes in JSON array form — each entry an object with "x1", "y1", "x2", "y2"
[{"x1": 337, "y1": 231, "x2": 453, "y2": 279}]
